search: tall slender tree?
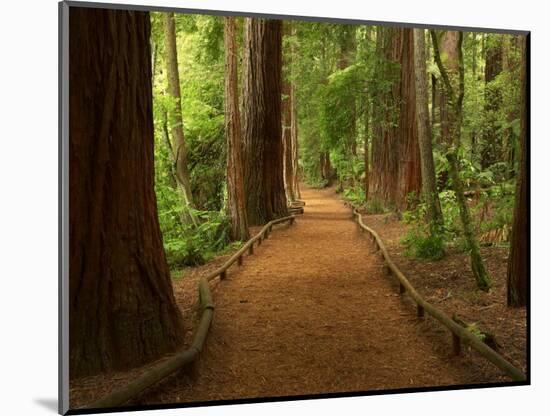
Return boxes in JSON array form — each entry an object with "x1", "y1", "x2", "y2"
[
  {"x1": 282, "y1": 22, "x2": 296, "y2": 203},
  {"x1": 163, "y1": 12, "x2": 195, "y2": 209},
  {"x1": 69, "y1": 8, "x2": 184, "y2": 377},
  {"x1": 242, "y1": 18, "x2": 288, "y2": 225},
  {"x1": 224, "y1": 17, "x2": 249, "y2": 241},
  {"x1": 290, "y1": 68, "x2": 301, "y2": 199},
  {"x1": 289, "y1": 24, "x2": 301, "y2": 200},
  {"x1": 431, "y1": 29, "x2": 491, "y2": 290},
  {"x1": 506, "y1": 35, "x2": 528, "y2": 307},
  {"x1": 413, "y1": 28, "x2": 443, "y2": 224}
]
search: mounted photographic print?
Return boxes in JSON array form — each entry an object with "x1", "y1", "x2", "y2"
[{"x1": 59, "y1": 1, "x2": 530, "y2": 414}]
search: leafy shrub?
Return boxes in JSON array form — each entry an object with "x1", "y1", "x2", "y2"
[
  {"x1": 343, "y1": 186, "x2": 365, "y2": 206},
  {"x1": 401, "y1": 225, "x2": 446, "y2": 260}
]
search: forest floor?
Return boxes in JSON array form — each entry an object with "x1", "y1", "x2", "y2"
[
  {"x1": 69, "y1": 186, "x2": 525, "y2": 409},
  {"x1": 358, "y1": 211, "x2": 527, "y2": 375}
]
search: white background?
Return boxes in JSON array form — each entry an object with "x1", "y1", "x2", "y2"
[{"x1": 0, "y1": 0, "x2": 547, "y2": 414}]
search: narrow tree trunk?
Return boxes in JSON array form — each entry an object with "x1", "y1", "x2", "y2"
[
  {"x1": 431, "y1": 30, "x2": 491, "y2": 290},
  {"x1": 413, "y1": 28, "x2": 442, "y2": 223},
  {"x1": 282, "y1": 22, "x2": 296, "y2": 203},
  {"x1": 471, "y1": 32, "x2": 478, "y2": 158},
  {"x1": 339, "y1": 26, "x2": 357, "y2": 160},
  {"x1": 163, "y1": 12, "x2": 194, "y2": 208},
  {"x1": 69, "y1": 8, "x2": 184, "y2": 378},
  {"x1": 161, "y1": 107, "x2": 178, "y2": 189},
  {"x1": 224, "y1": 17, "x2": 249, "y2": 241},
  {"x1": 242, "y1": 18, "x2": 288, "y2": 225},
  {"x1": 290, "y1": 23, "x2": 301, "y2": 199},
  {"x1": 431, "y1": 74, "x2": 438, "y2": 132},
  {"x1": 507, "y1": 35, "x2": 528, "y2": 307}
]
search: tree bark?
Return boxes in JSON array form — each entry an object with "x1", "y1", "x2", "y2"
[
  {"x1": 163, "y1": 12, "x2": 194, "y2": 208},
  {"x1": 397, "y1": 29, "x2": 422, "y2": 210},
  {"x1": 370, "y1": 28, "x2": 421, "y2": 210},
  {"x1": 224, "y1": 17, "x2": 249, "y2": 241},
  {"x1": 242, "y1": 18, "x2": 288, "y2": 225},
  {"x1": 431, "y1": 29, "x2": 491, "y2": 290},
  {"x1": 69, "y1": 8, "x2": 184, "y2": 378},
  {"x1": 290, "y1": 23, "x2": 301, "y2": 199},
  {"x1": 506, "y1": 35, "x2": 528, "y2": 307},
  {"x1": 413, "y1": 28, "x2": 443, "y2": 223},
  {"x1": 370, "y1": 27, "x2": 399, "y2": 206},
  {"x1": 282, "y1": 22, "x2": 296, "y2": 203},
  {"x1": 364, "y1": 95, "x2": 370, "y2": 201}
]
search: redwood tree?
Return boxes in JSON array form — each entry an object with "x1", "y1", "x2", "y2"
[
  {"x1": 242, "y1": 18, "x2": 288, "y2": 225},
  {"x1": 69, "y1": 8, "x2": 184, "y2": 378},
  {"x1": 370, "y1": 27, "x2": 421, "y2": 210},
  {"x1": 506, "y1": 35, "x2": 528, "y2": 307},
  {"x1": 282, "y1": 22, "x2": 296, "y2": 203},
  {"x1": 396, "y1": 28, "x2": 422, "y2": 210},
  {"x1": 224, "y1": 17, "x2": 249, "y2": 241},
  {"x1": 290, "y1": 23, "x2": 301, "y2": 199},
  {"x1": 370, "y1": 27, "x2": 399, "y2": 206}
]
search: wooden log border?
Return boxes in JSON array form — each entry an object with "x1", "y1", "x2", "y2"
[
  {"x1": 85, "y1": 214, "x2": 298, "y2": 409},
  {"x1": 349, "y1": 205, "x2": 526, "y2": 382}
]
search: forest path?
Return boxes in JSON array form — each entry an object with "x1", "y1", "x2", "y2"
[{"x1": 141, "y1": 186, "x2": 491, "y2": 404}]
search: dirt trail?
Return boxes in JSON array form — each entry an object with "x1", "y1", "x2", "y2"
[{"x1": 139, "y1": 186, "x2": 500, "y2": 405}]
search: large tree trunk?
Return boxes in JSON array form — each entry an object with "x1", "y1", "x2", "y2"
[
  {"x1": 224, "y1": 17, "x2": 249, "y2": 241},
  {"x1": 413, "y1": 28, "x2": 442, "y2": 223},
  {"x1": 431, "y1": 30, "x2": 491, "y2": 290},
  {"x1": 507, "y1": 36, "x2": 528, "y2": 307},
  {"x1": 370, "y1": 27, "x2": 399, "y2": 206},
  {"x1": 242, "y1": 18, "x2": 288, "y2": 225},
  {"x1": 282, "y1": 22, "x2": 296, "y2": 203},
  {"x1": 396, "y1": 28, "x2": 422, "y2": 210},
  {"x1": 69, "y1": 8, "x2": 184, "y2": 378},
  {"x1": 370, "y1": 27, "x2": 421, "y2": 210},
  {"x1": 163, "y1": 12, "x2": 194, "y2": 208}
]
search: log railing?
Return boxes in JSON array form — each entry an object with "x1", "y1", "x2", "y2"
[
  {"x1": 85, "y1": 214, "x2": 297, "y2": 409},
  {"x1": 350, "y1": 205, "x2": 526, "y2": 382}
]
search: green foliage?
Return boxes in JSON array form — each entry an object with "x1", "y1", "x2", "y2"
[
  {"x1": 151, "y1": 13, "x2": 233, "y2": 272},
  {"x1": 342, "y1": 186, "x2": 365, "y2": 206},
  {"x1": 465, "y1": 322, "x2": 486, "y2": 342},
  {"x1": 401, "y1": 225, "x2": 446, "y2": 260}
]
